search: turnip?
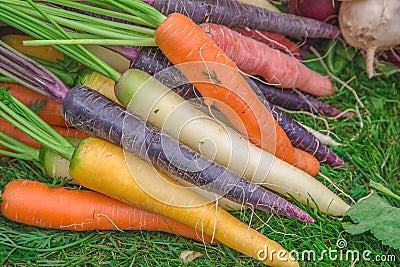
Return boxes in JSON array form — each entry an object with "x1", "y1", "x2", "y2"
[{"x1": 339, "y1": 0, "x2": 400, "y2": 78}]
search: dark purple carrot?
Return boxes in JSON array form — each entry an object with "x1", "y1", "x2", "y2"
[
  {"x1": 57, "y1": 0, "x2": 339, "y2": 39},
  {"x1": 254, "y1": 81, "x2": 343, "y2": 117},
  {"x1": 130, "y1": 47, "x2": 344, "y2": 167},
  {"x1": 61, "y1": 85, "x2": 314, "y2": 222},
  {"x1": 247, "y1": 81, "x2": 345, "y2": 167},
  {"x1": 149, "y1": 0, "x2": 340, "y2": 39}
]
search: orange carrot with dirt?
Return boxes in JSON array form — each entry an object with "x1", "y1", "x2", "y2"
[
  {"x1": 153, "y1": 13, "x2": 320, "y2": 175},
  {"x1": 201, "y1": 23, "x2": 335, "y2": 97},
  {"x1": 0, "y1": 179, "x2": 215, "y2": 243},
  {"x1": 0, "y1": 82, "x2": 67, "y2": 127}
]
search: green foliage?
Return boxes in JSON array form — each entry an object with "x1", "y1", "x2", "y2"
[{"x1": 343, "y1": 193, "x2": 400, "y2": 249}]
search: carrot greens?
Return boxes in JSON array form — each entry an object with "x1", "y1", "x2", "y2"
[{"x1": 0, "y1": 87, "x2": 74, "y2": 160}]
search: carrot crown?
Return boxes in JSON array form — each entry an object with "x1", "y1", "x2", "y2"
[{"x1": 0, "y1": 87, "x2": 75, "y2": 160}]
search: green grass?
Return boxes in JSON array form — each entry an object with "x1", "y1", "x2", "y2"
[{"x1": 0, "y1": 42, "x2": 399, "y2": 266}]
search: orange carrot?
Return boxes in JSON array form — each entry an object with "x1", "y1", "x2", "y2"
[
  {"x1": 201, "y1": 23, "x2": 335, "y2": 97},
  {"x1": 0, "y1": 179, "x2": 215, "y2": 243},
  {"x1": 0, "y1": 118, "x2": 90, "y2": 151},
  {"x1": 0, "y1": 82, "x2": 67, "y2": 127},
  {"x1": 154, "y1": 13, "x2": 319, "y2": 175},
  {"x1": 233, "y1": 28, "x2": 302, "y2": 59}
]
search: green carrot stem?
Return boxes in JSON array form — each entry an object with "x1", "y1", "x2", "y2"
[
  {"x1": 0, "y1": 149, "x2": 37, "y2": 161},
  {"x1": 89, "y1": 0, "x2": 166, "y2": 27},
  {"x1": 0, "y1": 76, "x2": 14, "y2": 83},
  {"x1": 0, "y1": 131, "x2": 38, "y2": 155},
  {"x1": 24, "y1": 39, "x2": 157, "y2": 46},
  {"x1": 42, "y1": 0, "x2": 155, "y2": 27},
  {"x1": 0, "y1": 107, "x2": 61, "y2": 152},
  {"x1": 0, "y1": 91, "x2": 75, "y2": 160},
  {"x1": 370, "y1": 181, "x2": 400, "y2": 202},
  {"x1": 12, "y1": 3, "x2": 155, "y2": 37},
  {"x1": 0, "y1": 2, "x2": 121, "y2": 82},
  {"x1": 11, "y1": 95, "x2": 71, "y2": 147}
]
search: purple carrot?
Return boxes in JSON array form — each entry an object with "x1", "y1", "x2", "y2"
[
  {"x1": 255, "y1": 81, "x2": 343, "y2": 117},
  {"x1": 105, "y1": 46, "x2": 140, "y2": 62},
  {"x1": 59, "y1": 0, "x2": 339, "y2": 39},
  {"x1": 130, "y1": 47, "x2": 345, "y2": 167},
  {"x1": 150, "y1": 0, "x2": 340, "y2": 39},
  {"x1": 62, "y1": 85, "x2": 314, "y2": 222}
]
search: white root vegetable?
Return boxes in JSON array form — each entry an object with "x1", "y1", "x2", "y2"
[
  {"x1": 115, "y1": 69, "x2": 350, "y2": 216},
  {"x1": 339, "y1": 0, "x2": 400, "y2": 78}
]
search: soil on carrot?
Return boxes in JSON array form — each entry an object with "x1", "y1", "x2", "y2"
[{"x1": 0, "y1": 41, "x2": 399, "y2": 266}]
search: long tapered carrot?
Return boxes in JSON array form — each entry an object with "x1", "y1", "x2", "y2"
[
  {"x1": 0, "y1": 118, "x2": 89, "y2": 151},
  {"x1": 201, "y1": 23, "x2": 334, "y2": 97},
  {"x1": 153, "y1": 13, "x2": 319, "y2": 176},
  {"x1": 0, "y1": 82, "x2": 66, "y2": 127},
  {"x1": 0, "y1": 179, "x2": 215, "y2": 243}
]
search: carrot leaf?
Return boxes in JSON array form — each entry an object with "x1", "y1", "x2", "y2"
[
  {"x1": 28, "y1": 99, "x2": 47, "y2": 114},
  {"x1": 342, "y1": 192, "x2": 400, "y2": 249}
]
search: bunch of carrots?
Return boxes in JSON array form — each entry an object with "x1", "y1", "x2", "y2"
[{"x1": 0, "y1": 1, "x2": 351, "y2": 266}]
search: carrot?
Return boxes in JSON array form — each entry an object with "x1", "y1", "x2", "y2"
[
  {"x1": 151, "y1": 0, "x2": 340, "y2": 39},
  {"x1": 0, "y1": 118, "x2": 89, "y2": 151},
  {"x1": 201, "y1": 23, "x2": 335, "y2": 97},
  {"x1": 0, "y1": 179, "x2": 215, "y2": 243},
  {"x1": 0, "y1": 82, "x2": 67, "y2": 127},
  {"x1": 1, "y1": 34, "x2": 64, "y2": 63},
  {"x1": 153, "y1": 13, "x2": 320, "y2": 175},
  {"x1": 232, "y1": 28, "x2": 302, "y2": 59}
]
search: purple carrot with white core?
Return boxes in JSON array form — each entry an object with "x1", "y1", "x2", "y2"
[{"x1": 129, "y1": 47, "x2": 344, "y2": 167}]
